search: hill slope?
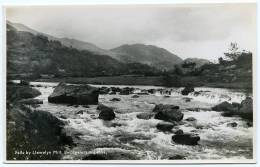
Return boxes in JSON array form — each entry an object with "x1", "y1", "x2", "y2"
[
  {"x1": 7, "y1": 21, "x2": 115, "y2": 57},
  {"x1": 7, "y1": 23, "x2": 159, "y2": 78},
  {"x1": 110, "y1": 44, "x2": 183, "y2": 70}
]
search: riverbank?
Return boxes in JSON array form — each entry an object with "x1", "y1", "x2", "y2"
[
  {"x1": 6, "y1": 83, "x2": 74, "y2": 160},
  {"x1": 34, "y1": 75, "x2": 252, "y2": 90}
]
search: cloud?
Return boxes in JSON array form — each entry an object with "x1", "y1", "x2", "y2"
[{"x1": 6, "y1": 3, "x2": 256, "y2": 60}]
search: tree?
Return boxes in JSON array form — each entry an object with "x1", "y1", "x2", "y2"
[
  {"x1": 224, "y1": 42, "x2": 241, "y2": 61},
  {"x1": 218, "y1": 57, "x2": 224, "y2": 64}
]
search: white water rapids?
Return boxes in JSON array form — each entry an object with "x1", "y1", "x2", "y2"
[{"x1": 29, "y1": 82, "x2": 253, "y2": 160}]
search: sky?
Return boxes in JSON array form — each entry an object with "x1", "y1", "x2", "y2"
[{"x1": 6, "y1": 3, "x2": 256, "y2": 61}]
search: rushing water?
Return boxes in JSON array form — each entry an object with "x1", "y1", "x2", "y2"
[{"x1": 29, "y1": 81, "x2": 253, "y2": 160}]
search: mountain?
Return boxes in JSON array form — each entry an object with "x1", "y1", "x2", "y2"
[
  {"x1": 7, "y1": 23, "x2": 160, "y2": 78},
  {"x1": 7, "y1": 21, "x2": 115, "y2": 57},
  {"x1": 8, "y1": 21, "x2": 183, "y2": 71},
  {"x1": 110, "y1": 44, "x2": 183, "y2": 70}
]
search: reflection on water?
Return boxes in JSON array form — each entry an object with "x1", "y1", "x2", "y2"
[{"x1": 30, "y1": 82, "x2": 253, "y2": 160}]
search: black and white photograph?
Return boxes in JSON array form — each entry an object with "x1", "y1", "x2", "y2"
[{"x1": 4, "y1": 2, "x2": 256, "y2": 163}]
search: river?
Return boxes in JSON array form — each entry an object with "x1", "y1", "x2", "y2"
[{"x1": 28, "y1": 81, "x2": 253, "y2": 160}]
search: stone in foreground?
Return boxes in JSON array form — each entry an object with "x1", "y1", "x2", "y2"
[
  {"x1": 153, "y1": 104, "x2": 183, "y2": 122},
  {"x1": 48, "y1": 82, "x2": 99, "y2": 105},
  {"x1": 172, "y1": 134, "x2": 200, "y2": 145}
]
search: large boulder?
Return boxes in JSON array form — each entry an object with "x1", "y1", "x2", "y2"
[
  {"x1": 153, "y1": 104, "x2": 183, "y2": 122},
  {"x1": 97, "y1": 104, "x2": 115, "y2": 121},
  {"x1": 181, "y1": 86, "x2": 194, "y2": 95},
  {"x1": 172, "y1": 134, "x2": 200, "y2": 145},
  {"x1": 48, "y1": 82, "x2": 99, "y2": 105}
]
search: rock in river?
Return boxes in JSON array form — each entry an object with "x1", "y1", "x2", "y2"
[
  {"x1": 110, "y1": 98, "x2": 121, "y2": 102},
  {"x1": 181, "y1": 85, "x2": 194, "y2": 95},
  {"x1": 48, "y1": 82, "x2": 99, "y2": 105},
  {"x1": 156, "y1": 122, "x2": 175, "y2": 132},
  {"x1": 174, "y1": 129, "x2": 184, "y2": 135},
  {"x1": 136, "y1": 112, "x2": 154, "y2": 120},
  {"x1": 172, "y1": 134, "x2": 200, "y2": 145},
  {"x1": 132, "y1": 95, "x2": 140, "y2": 98},
  {"x1": 227, "y1": 122, "x2": 238, "y2": 127},
  {"x1": 153, "y1": 104, "x2": 184, "y2": 122},
  {"x1": 212, "y1": 101, "x2": 237, "y2": 112},
  {"x1": 97, "y1": 104, "x2": 115, "y2": 121},
  {"x1": 185, "y1": 117, "x2": 196, "y2": 122}
]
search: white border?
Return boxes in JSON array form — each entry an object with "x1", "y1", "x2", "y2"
[{"x1": 0, "y1": 0, "x2": 259, "y2": 166}]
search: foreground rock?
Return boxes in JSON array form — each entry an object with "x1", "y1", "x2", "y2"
[
  {"x1": 153, "y1": 104, "x2": 184, "y2": 122},
  {"x1": 181, "y1": 85, "x2": 194, "y2": 95},
  {"x1": 172, "y1": 134, "x2": 200, "y2": 145},
  {"x1": 48, "y1": 82, "x2": 99, "y2": 105},
  {"x1": 156, "y1": 122, "x2": 175, "y2": 132},
  {"x1": 97, "y1": 104, "x2": 115, "y2": 121},
  {"x1": 7, "y1": 104, "x2": 73, "y2": 160}
]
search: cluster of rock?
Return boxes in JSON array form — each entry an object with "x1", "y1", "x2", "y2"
[
  {"x1": 212, "y1": 97, "x2": 253, "y2": 121},
  {"x1": 47, "y1": 83, "x2": 201, "y2": 146},
  {"x1": 99, "y1": 86, "x2": 135, "y2": 95},
  {"x1": 137, "y1": 104, "x2": 200, "y2": 146},
  {"x1": 99, "y1": 86, "x2": 171, "y2": 96}
]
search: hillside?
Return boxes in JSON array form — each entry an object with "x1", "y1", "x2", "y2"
[
  {"x1": 110, "y1": 44, "x2": 183, "y2": 70},
  {"x1": 7, "y1": 21, "x2": 115, "y2": 57},
  {"x1": 7, "y1": 23, "x2": 159, "y2": 79}
]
